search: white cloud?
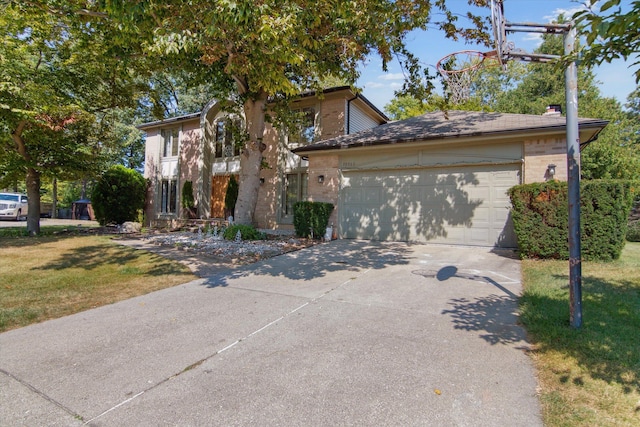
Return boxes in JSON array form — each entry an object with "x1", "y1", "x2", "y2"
[
  {"x1": 378, "y1": 73, "x2": 406, "y2": 81},
  {"x1": 544, "y1": 6, "x2": 585, "y2": 22},
  {"x1": 363, "y1": 81, "x2": 386, "y2": 89}
]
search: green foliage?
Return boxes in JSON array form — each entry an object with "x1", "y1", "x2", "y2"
[
  {"x1": 628, "y1": 194, "x2": 640, "y2": 242},
  {"x1": 385, "y1": 95, "x2": 431, "y2": 120},
  {"x1": 91, "y1": 166, "x2": 146, "y2": 226},
  {"x1": 293, "y1": 202, "x2": 334, "y2": 239},
  {"x1": 626, "y1": 221, "x2": 640, "y2": 242},
  {"x1": 224, "y1": 175, "x2": 239, "y2": 215},
  {"x1": 580, "y1": 180, "x2": 635, "y2": 260},
  {"x1": 509, "y1": 180, "x2": 636, "y2": 261},
  {"x1": 181, "y1": 181, "x2": 195, "y2": 209},
  {"x1": 223, "y1": 224, "x2": 265, "y2": 241},
  {"x1": 573, "y1": 0, "x2": 640, "y2": 82}
]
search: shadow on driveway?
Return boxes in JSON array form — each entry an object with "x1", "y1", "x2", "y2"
[{"x1": 201, "y1": 240, "x2": 415, "y2": 287}]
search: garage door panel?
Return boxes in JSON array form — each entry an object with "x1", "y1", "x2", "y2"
[{"x1": 340, "y1": 164, "x2": 520, "y2": 247}]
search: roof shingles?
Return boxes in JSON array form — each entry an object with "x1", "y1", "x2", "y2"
[{"x1": 294, "y1": 110, "x2": 608, "y2": 154}]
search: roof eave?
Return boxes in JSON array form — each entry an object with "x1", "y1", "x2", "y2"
[
  {"x1": 136, "y1": 112, "x2": 202, "y2": 130},
  {"x1": 293, "y1": 120, "x2": 610, "y2": 156}
]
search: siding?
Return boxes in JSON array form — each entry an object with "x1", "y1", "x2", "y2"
[{"x1": 349, "y1": 103, "x2": 380, "y2": 134}]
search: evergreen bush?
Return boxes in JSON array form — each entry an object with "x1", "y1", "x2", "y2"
[
  {"x1": 181, "y1": 180, "x2": 196, "y2": 218},
  {"x1": 293, "y1": 201, "x2": 334, "y2": 239},
  {"x1": 508, "y1": 180, "x2": 636, "y2": 261},
  {"x1": 91, "y1": 165, "x2": 146, "y2": 226},
  {"x1": 181, "y1": 181, "x2": 195, "y2": 209},
  {"x1": 225, "y1": 175, "x2": 239, "y2": 217},
  {"x1": 627, "y1": 221, "x2": 640, "y2": 242}
]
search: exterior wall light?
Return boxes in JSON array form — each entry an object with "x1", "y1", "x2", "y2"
[
  {"x1": 547, "y1": 164, "x2": 556, "y2": 180},
  {"x1": 318, "y1": 175, "x2": 325, "y2": 184},
  {"x1": 259, "y1": 177, "x2": 265, "y2": 184}
]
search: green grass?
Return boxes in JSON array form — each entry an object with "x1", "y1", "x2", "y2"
[
  {"x1": 0, "y1": 231, "x2": 195, "y2": 332},
  {"x1": 0, "y1": 224, "x2": 99, "y2": 238},
  {"x1": 520, "y1": 242, "x2": 640, "y2": 426}
]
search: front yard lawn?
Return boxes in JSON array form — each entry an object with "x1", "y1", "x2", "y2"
[
  {"x1": 0, "y1": 231, "x2": 195, "y2": 332},
  {"x1": 521, "y1": 242, "x2": 640, "y2": 426}
]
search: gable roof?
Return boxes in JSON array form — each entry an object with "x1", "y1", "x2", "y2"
[
  {"x1": 136, "y1": 87, "x2": 388, "y2": 131},
  {"x1": 293, "y1": 110, "x2": 609, "y2": 155}
]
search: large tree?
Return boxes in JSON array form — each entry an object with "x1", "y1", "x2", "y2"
[
  {"x1": 0, "y1": 2, "x2": 149, "y2": 234},
  {"x1": 102, "y1": 0, "x2": 483, "y2": 225}
]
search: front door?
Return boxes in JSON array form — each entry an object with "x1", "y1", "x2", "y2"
[
  {"x1": 211, "y1": 175, "x2": 230, "y2": 218},
  {"x1": 211, "y1": 175, "x2": 239, "y2": 219}
]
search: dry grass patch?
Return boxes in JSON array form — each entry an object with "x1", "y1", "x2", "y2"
[
  {"x1": 521, "y1": 242, "x2": 640, "y2": 426},
  {"x1": 0, "y1": 234, "x2": 195, "y2": 332}
]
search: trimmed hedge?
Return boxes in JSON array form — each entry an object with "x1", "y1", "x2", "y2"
[
  {"x1": 508, "y1": 180, "x2": 636, "y2": 261},
  {"x1": 293, "y1": 201, "x2": 334, "y2": 239}
]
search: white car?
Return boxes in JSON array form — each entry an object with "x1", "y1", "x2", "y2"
[{"x1": 0, "y1": 192, "x2": 28, "y2": 220}]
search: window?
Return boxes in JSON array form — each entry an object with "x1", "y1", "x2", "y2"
[
  {"x1": 281, "y1": 172, "x2": 308, "y2": 222},
  {"x1": 161, "y1": 128, "x2": 179, "y2": 158},
  {"x1": 160, "y1": 179, "x2": 178, "y2": 214},
  {"x1": 214, "y1": 118, "x2": 242, "y2": 159},
  {"x1": 289, "y1": 107, "x2": 316, "y2": 146}
]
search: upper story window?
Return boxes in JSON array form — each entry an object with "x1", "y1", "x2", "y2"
[
  {"x1": 288, "y1": 107, "x2": 316, "y2": 147},
  {"x1": 161, "y1": 128, "x2": 179, "y2": 158},
  {"x1": 214, "y1": 117, "x2": 242, "y2": 159}
]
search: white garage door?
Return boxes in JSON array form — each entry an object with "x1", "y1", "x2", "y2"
[{"x1": 340, "y1": 164, "x2": 520, "y2": 247}]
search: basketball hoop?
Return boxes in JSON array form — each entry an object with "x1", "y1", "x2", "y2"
[
  {"x1": 436, "y1": 50, "x2": 500, "y2": 104},
  {"x1": 491, "y1": 0, "x2": 509, "y2": 66}
]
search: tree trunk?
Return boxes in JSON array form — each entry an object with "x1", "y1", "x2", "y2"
[
  {"x1": 26, "y1": 167, "x2": 41, "y2": 236},
  {"x1": 234, "y1": 92, "x2": 268, "y2": 225},
  {"x1": 52, "y1": 177, "x2": 58, "y2": 219},
  {"x1": 11, "y1": 120, "x2": 41, "y2": 235}
]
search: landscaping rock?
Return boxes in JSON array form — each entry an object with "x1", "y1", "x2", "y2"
[
  {"x1": 120, "y1": 222, "x2": 142, "y2": 233},
  {"x1": 140, "y1": 231, "x2": 316, "y2": 264}
]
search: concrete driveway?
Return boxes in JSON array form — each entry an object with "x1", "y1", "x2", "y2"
[{"x1": 0, "y1": 240, "x2": 541, "y2": 426}]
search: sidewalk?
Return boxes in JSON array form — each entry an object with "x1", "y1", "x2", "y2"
[{"x1": 1, "y1": 241, "x2": 541, "y2": 426}]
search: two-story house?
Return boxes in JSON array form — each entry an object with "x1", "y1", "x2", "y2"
[{"x1": 139, "y1": 86, "x2": 388, "y2": 232}]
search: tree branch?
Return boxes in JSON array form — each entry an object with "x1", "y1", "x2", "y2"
[
  {"x1": 11, "y1": 120, "x2": 31, "y2": 161},
  {"x1": 19, "y1": 1, "x2": 108, "y2": 18}
]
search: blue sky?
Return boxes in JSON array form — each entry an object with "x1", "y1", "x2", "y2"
[{"x1": 356, "y1": 0, "x2": 637, "y2": 112}]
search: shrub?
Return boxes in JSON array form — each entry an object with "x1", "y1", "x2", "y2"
[
  {"x1": 223, "y1": 224, "x2": 265, "y2": 241},
  {"x1": 509, "y1": 180, "x2": 635, "y2": 261},
  {"x1": 293, "y1": 201, "x2": 334, "y2": 239},
  {"x1": 91, "y1": 165, "x2": 146, "y2": 226},
  {"x1": 627, "y1": 221, "x2": 640, "y2": 242},
  {"x1": 181, "y1": 181, "x2": 195, "y2": 209},
  {"x1": 225, "y1": 175, "x2": 239, "y2": 217}
]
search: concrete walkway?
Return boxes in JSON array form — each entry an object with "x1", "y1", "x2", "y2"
[{"x1": 1, "y1": 241, "x2": 542, "y2": 426}]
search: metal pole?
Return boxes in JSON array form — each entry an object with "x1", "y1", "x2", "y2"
[{"x1": 565, "y1": 25, "x2": 582, "y2": 328}]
